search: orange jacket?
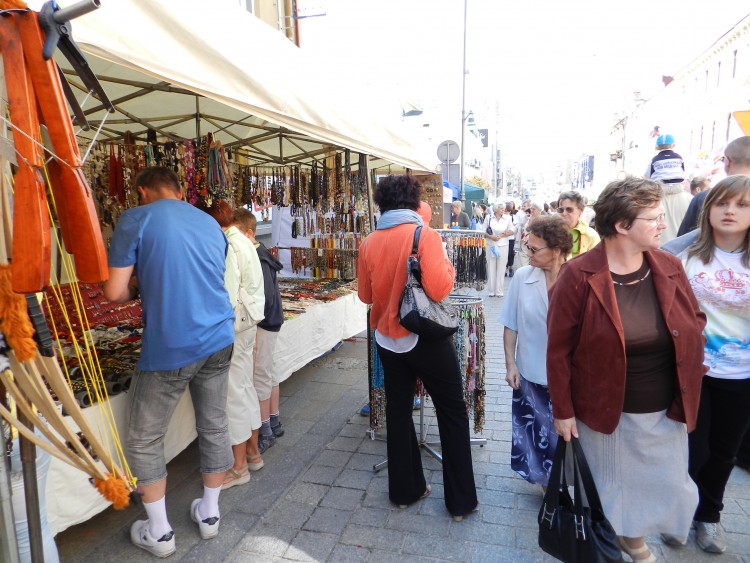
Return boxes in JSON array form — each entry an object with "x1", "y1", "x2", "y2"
[{"x1": 358, "y1": 223, "x2": 454, "y2": 338}]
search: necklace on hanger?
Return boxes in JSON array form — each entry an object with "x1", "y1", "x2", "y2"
[{"x1": 612, "y1": 268, "x2": 652, "y2": 286}]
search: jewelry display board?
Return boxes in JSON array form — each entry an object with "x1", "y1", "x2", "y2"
[
  {"x1": 367, "y1": 295, "x2": 486, "y2": 434},
  {"x1": 436, "y1": 230, "x2": 487, "y2": 291}
]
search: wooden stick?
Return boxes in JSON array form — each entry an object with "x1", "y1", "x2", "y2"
[
  {"x1": 6, "y1": 354, "x2": 104, "y2": 477},
  {"x1": 34, "y1": 355, "x2": 127, "y2": 478},
  {"x1": 0, "y1": 402, "x2": 92, "y2": 472},
  {"x1": 0, "y1": 372, "x2": 93, "y2": 475}
]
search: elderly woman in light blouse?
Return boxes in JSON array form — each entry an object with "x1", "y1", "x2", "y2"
[
  {"x1": 204, "y1": 200, "x2": 266, "y2": 489},
  {"x1": 499, "y1": 215, "x2": 572, "y2": 487}
]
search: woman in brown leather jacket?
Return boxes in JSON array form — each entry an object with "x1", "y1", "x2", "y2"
[{"x1": 546, "y1": 177, "x2": 707, "y2": 563}]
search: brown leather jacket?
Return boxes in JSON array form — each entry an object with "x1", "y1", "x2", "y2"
[{"x1": 546, "y1": 242, "x2": 707, "y2": 434}]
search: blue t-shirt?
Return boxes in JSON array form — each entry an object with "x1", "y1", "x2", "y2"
[{"x1": 108, "y1": 199, "x2": 234, "y2": 371}]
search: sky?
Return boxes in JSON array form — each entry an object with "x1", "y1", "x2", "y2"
[{"x1": 299, "y1": 0, "x2": 750, "y2": 173}]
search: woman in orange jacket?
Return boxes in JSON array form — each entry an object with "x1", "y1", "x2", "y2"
[{"x1": 358, "y1": 175, "x2": 478, "y2": 521}]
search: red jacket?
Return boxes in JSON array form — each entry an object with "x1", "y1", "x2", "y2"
[
  {"x1": 546, "y1": 242, "x2": 707, "y2": 434},
  {"x1": 358, "y1": 223, "x2": 454, "y2": 338}
]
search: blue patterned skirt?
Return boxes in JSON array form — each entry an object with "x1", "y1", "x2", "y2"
[{"x1": 511, "y1": 376, "x2": 558, "y2": 485}]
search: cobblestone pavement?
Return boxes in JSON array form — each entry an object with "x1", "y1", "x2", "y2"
[{"x1": 57, "y1": 281, "x2": 750, "y2": 562}]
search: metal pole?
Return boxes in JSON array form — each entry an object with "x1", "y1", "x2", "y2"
[
  {"x1": 0, "y1": 428, "x2": 20, "y2": 563},
  {"x1": 458, "y1": 0, "x2": 468, "y2": 203},
  {"x1": 17, "y1": 410, "x2": 43, "y2": 563}
]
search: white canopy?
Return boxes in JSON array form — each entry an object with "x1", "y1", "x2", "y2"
[{"x1": 64, "y1": 0, "x2": 432, "y2": 171}]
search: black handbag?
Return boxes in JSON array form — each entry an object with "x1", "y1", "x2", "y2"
[
  {"x1": 538, "y1": 437, "x2": 622, "y2": 563},
  {"x1": 398, "y1": 226, "x2": 459, "y2": 339}
]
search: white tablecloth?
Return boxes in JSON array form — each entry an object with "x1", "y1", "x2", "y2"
[{"x1": 46, "y1": 292, "x2": 366, "y2": 535}]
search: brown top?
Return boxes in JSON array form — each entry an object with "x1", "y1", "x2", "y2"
[{"x1": 611, "y1": 260, "x2": 676, "y2": 413}]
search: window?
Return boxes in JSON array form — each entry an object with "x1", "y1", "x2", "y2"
[
  {"x1": 717, "y1": 61, "x2": 721, "y2": 86},
  {"x1": 705, "y1": 69, "x2": 709, "y2": 93},
  {"x1": 733, "y1": 49, "x2": 738, "y2": 78},
  {"x1": 727, "y1": 113, "x2": 733, "y2": 142},
  {"x1": 711, "y1": 120, "x2": 716, "y2": 149}
]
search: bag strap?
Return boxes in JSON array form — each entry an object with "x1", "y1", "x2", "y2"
[
  {"x1": 411, "y1": 225, "x2": 422, "y2": 256},
  {"x1": 540, "y1": 438, "x2": 567, "y2": 528},
  {"x1": 570, "y1": 437, "x2": 607, "y2": 518}
]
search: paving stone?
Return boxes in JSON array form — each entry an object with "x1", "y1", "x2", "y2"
[
  {"x1": 300, "y1": 464, "x2": 342, "y2": 486},
  {"x1": 385, "y1": 510, "x2": 451, "y2": 537},
  {"x1": 339, "y1": 524, "x2": 406, "y2": 551},
  {"x1": 362, "y1": 490, "x2": 392, "y2": 509},
  {"x1": 181, "y1": 510, "x2": 258, "y2": 563},
  {"x1": 448, "y1": 521, "x2": 515, "y2": 547},
  {"x1": 350, "y1": 507, "x2": 391, "y2": 527},
  {"x1": 401, "y1": 533, "x2": 471, "y2": 561},
  {"x1": 339, "y1": 422, "x2": 370, "y2": 438},
  {"x1": 236, "y1": 522, "x2": 297, "y2": 556},
  {"x1": 366, "y1": 550, "x2": 434, "y2": 563},
  {"x1": 469, "y1": 544, "x2": 544, "y2": 562},
  {"x1": 326, "y1": 435, "x2": 365, "y2": 452},
  {"x1": 284, "y1": 482, "x2": 330, "y2": 505},
  {"x1": 302, "y1": 506, "x2": 353, "y2": 535},
  {"x1": 284, "y1": 530, "x2": 338, "y2": 562},
  {"x1": 477, "y1": 489, "x2": 516, "y2": 508},
  {"x1": 722, "y1": 512, "x2": 750, "y2": 534},
  {"x1": 320, "y1": 486, "x2": 365, "y2": 510},
  {"x1": 315, "y1": 448, "x2": 354, "y2": 468},
  {"x1": 327, "y1": 543, "x2": 370, "y2": 562},
  {"x1": 333, "y1": 468, "x2": 375, "y2": 490},
  {"x1": 261, "y1": 501, "x2": 316, "y2": 529}
]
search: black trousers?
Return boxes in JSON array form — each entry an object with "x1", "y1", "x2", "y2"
[
  {"x1": 377, "y1": 337, "x2": 478, "y2": 517},
  {"x1": 507, "y1": 239, "x2": 516, "y2": 269},
  {"x1": 689, "y1": 376, "x2": 750, "y2": 523},
  {"x1": 737, "y1": 430, "x2": 750, "y2": 465}
]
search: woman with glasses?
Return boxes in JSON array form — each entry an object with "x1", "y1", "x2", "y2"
[
  {"x1": 556, "y1": 190, "x2": 600, "y2": 258},
  {"x1": 499, "y1": 215, "x2": 572, "y2": 488},
  {"x1": 547, "y1": 177, "x2": 706, "y2": 562},
  {"x1": 663, "y1": 174, "x2": 750, "y2": 554}
]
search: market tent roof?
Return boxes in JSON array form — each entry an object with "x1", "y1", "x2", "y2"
[
  {"x1": 61, "y1": 0, "x2": 432, "y2": 171},
  {"x1": 443, "y1": 181, "x2": 487, "y2": 203}
]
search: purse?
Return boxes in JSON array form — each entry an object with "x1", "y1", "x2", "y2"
[
  {"x1": 538, "y1": 437, "x2": 621, "y2": 563},
  {"x1": 398, "y1": 226, "x2": 459, "y2": 339},
  {"x1": 229, "y1": 240, "x2": 264, "y2": 333}
]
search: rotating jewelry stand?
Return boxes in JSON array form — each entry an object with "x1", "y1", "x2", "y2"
[{"x1": 370, "y1": 294, "x2": 488, "y2": 472}]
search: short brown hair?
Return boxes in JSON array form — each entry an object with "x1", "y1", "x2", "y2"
[
  {"x1": 134, "y1": 166, "x2": 181, "y2": 194},
  {"x1": 204, "y1": 199, "x2": 234, "y2": 228},
  {"x1": 234, "y1": 208, "x2": 257, "y2": 233},
  {"x1": 688, "y1": 174, "x2": 750, "y2": 267},
  {"x1": 557, "y1": 191, "x2": 585, "y2": 211},
  {"x1": 527, "y1": 215, "x2": 573, "y2": 256},
  {"x1": 593, "y1": 177, "x2": 663, "y2": 239}
]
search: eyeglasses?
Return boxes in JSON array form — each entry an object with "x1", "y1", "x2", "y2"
[
  {"x1": 524, "y1": 243, "x2": 548, "y2": 255},
  {"x1": 525, "y1": 209, "x2": 532, "y2": 214},
  {"x1": 556, "y1": 206, "x2": 577, "y2": 214},
  {"x1": 633, "y1": 213, "x2": 667, "y2": 227}
]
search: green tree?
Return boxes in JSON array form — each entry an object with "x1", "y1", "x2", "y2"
[{"x1": 466, "y1": 175, "x2": 490, "y2": 189}]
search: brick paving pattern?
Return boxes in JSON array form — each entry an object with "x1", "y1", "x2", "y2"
[{"x1": 57, "y1": 283, "x2": 750, "y2": 562}]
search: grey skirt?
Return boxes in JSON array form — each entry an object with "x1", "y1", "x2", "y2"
[{"x1": 576, "y1": 410, "x2": 698, "y2": 538}]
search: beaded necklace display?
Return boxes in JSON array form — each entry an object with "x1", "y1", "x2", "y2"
[{"x1": 437, "y1": 230, "x2": 487, "y2": 290}]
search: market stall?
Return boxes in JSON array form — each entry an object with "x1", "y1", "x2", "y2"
[{"x1": 0, "y1": 0, "x2": 432, "y2": 544}]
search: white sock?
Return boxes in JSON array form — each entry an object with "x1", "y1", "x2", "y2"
[
  {"x1": 143, "y1": 497, "x2": 171, "y2": 539},
  {"x1": 198, "y1": 484, "x2": 221, "y2": 520}
]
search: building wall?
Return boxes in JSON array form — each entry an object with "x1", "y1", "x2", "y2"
[{"x1": 611, "y1": 14, "x2": 750, "y2": 180}]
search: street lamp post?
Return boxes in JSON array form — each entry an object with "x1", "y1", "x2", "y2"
[{"x1": 459, "y1": 0, "x2": 468, "y2": 203}]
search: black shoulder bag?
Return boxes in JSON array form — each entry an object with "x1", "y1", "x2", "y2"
[
  {"x1": 538, "y1": 437, "x2": 621, "y2": 563},
  {"x1": 398, "y1": 226, "x2": 459, "y2": 339}
]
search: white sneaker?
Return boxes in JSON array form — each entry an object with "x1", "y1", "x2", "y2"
[
  {"x1": 190, "y1": 498, "x2": 220, "y2": 539},
  {"x1": 694, "y1": 520, "x2": 727, "y2": 553},
  {"x1": 130, "y1": 520, "x2": 176, "y2": 558}
]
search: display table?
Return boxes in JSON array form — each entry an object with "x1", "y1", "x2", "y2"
[{"x1": 45, "y1": 291, "x2": 366, "y2": 535}]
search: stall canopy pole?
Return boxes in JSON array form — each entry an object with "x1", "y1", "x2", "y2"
[
  {"x1": 18, "y1": 407, "x2": 43, "y2": 563},
  {"x1": 194, "y1": 96, "x2": 200, "y2": 140},
  {"x1": 365, "y1": 157, "x2": 376, "y2": 231},
  {"x1": 0, "y1": 427, "x2": 20, "y2": 563}
]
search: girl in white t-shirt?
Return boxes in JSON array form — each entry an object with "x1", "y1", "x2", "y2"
[{"x1": 676, "y1": 174, "x2": 750, "y2": 554}]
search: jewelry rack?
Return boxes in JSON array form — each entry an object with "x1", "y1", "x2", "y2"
[{"x1": 436, "y1": 229, "x2": 487, "y2": 291}]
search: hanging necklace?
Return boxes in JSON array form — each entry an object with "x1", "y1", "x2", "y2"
[{"x1": 612, "y1": 268, "x2": 651, "y2": 286}]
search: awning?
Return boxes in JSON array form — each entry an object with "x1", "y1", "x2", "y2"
[
  {"x1": 62, "y1": 0, "x2": 433, "y2": 171},
  {"x1": 442, "y1": 180, "x2": 487, "y2": 203}
]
